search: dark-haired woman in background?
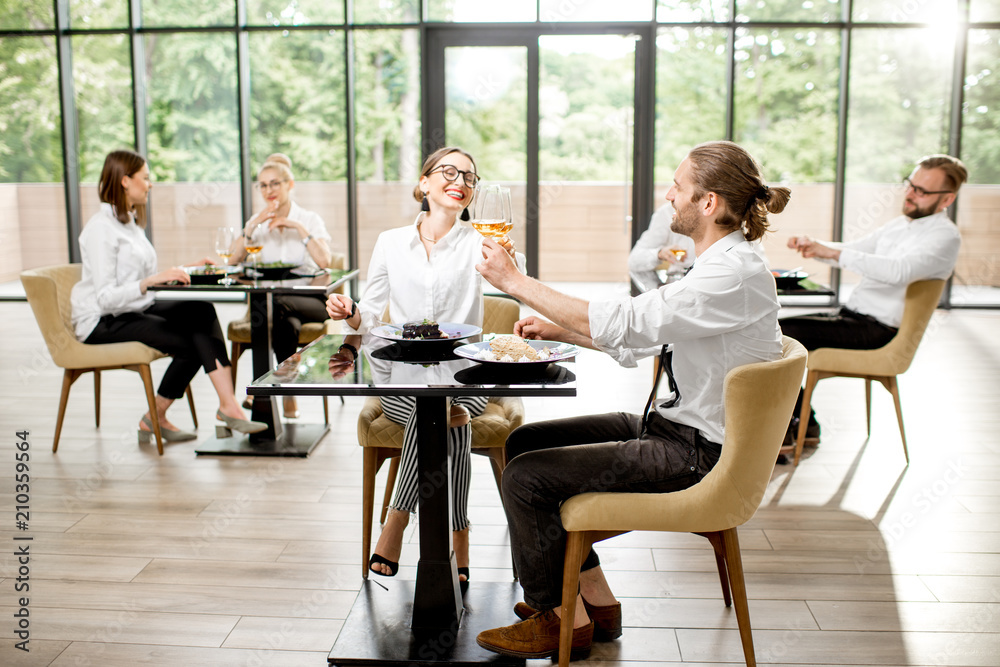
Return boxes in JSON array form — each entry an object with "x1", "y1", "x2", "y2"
[{"x1": 71, "y1": 150, "x2": 265, "y2": 443}]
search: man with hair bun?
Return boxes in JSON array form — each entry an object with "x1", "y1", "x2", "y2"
[
  {"x1": 780, "y1": 153, "x2": 966, "y2": 445},
  {"x1": 473, "y1": 141, "x2": 790, "y2": 660}
]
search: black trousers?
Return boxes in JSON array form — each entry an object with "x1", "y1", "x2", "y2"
[
  {"x1": 502, "y1": 411, "x2": 721, "y2": 611},
  {"x1": 271, "y1": 294, "x2": 329, "y2": 364},
  {"x1": 779, "y1": 307, "x2": 899, "y2": 423},
  {"x1": 85, "y1": 300, "x2": 229, "y2": 400}
]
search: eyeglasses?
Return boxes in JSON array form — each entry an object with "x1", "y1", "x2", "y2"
[
  {"x1": 256, "y1": 179, "x2": 286, "y2": 191},
  {"x1": 428, "y1": 165, "x2": 479, "y2": 188},
  {"x1": 903, "y1": 177, "x2": 952, "y2": 197}
]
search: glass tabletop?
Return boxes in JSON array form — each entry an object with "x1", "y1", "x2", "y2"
[
  {"x1": 149, "y1": 267, "x2": 357, "y2": 294},
  {"x1": 249, "y1": 333, "x2": 578, "y2": 399}
]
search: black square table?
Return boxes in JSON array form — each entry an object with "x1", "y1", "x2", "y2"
[
  {"x1": 247, "y1": 333, "x2": 577, "y2": 666},
  {"x1": 630, "y1": 267, "x2": 835, "y2": 301},
  {"x1": 150, "y1": 267, "x2": 357, "y2": 456}
]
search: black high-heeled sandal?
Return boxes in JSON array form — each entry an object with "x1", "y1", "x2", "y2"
[
  {"x1": 369, "y1": 553, "x2": 398, "y2": 577},
  {"x1": 458, "y1": 567, "x2": 470, "y2": 594}
]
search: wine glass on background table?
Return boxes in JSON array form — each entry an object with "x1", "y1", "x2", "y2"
[
  {"x1": 214, "y1": 226, "x2": 238, "y2": 285},
  {"x1": 471, "y1": 184, "x2": 513, "y2": 244},
  {"x1": 244, "y1": 225, "x2": 265, "y2": 276}
]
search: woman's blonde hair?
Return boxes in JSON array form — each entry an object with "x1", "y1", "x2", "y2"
[{"x1": 257, "y1": 152, "x2": 294, "y2": 183}]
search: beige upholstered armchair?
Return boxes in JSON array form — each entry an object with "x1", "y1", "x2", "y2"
[
  {"x1": 555, "y1": 337, "x2": 807, "y2": 667},
  {"x1": 21, "y1": 264, "x2": 197, "y2": 455},
  {"x1": 792, "y1": 279, "x2": 945, "y2": 465}
]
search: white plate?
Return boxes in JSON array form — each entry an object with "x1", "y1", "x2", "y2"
[
  {"x1": 454, "y1": 338, "x2": 578, "y2": 365},
  {"x1": 371, "y1": 321, "x2": 482, "y2": 343}
]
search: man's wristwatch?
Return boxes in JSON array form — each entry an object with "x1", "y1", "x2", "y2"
[
  {"x1": 302, "y1": 234, "x2": 313, "y2": 246},
  {"x1": 349, "y1": 301, "x2": 357, "y2": 319}
]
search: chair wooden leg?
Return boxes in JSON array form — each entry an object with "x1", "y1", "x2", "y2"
[
  {"x1": 229, "y1": 342, "x2": 243, "y2": 385},
  {"x1": 380, "y1": 456, "x2": 401, "y2": 525},
  {"x1": 865, "y1": 378, "x2": 873, "y2": 436},
  {"x1": 883, "y1": 375, "x2": 909, "y2": 463},
  {"x1": 185, "y1": 386, "x2": 198, "y2": 428},
  {"x1": 322, "y1": 397, "x2": 329, "y2": 424},
  {"x1": 795, "y1": 370, "x2": 819, "y2": 465},
  {"x1": 53, "y1": 369, "x2": 78, "y2": 453},
  {"x1": 697, "y1": 531, "x2": 732, "y2": 607},
  {"x1": 137, "y1": 364, "x2": 164, "y2": 455},
  {"x1": 722, "y1": 528, "x2": 756, "y2": 667},
  {"x1": 94, "y1": 370, "x2": 101, "y2": 427},
  {"x1": 486, "y1": 448, "x2": 506, "y2": 497},
  {"x1": 362, "y1": 448, "x2": 378, "y2": 579},
  {"x1": 558, "y1": 530, "x2": 587, "y2": 667}
]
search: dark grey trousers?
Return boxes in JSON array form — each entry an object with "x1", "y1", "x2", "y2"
[{"x1": 502, "y1": 411, "x2": 721, "y2": 611}]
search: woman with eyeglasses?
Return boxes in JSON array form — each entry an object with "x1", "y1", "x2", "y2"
[
  {"x1": 71, "y1": 149, "x2": 266, "y2": 444},
  {"x1": 325, "y1": 146, "x2": 525, "y2": 590},
  {"x1": 229, "y1": 153, "x2": 334, "y2": 418}
]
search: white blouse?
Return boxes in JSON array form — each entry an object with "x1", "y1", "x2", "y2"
[
  {"x1": 347, "y1": 214, "x2": 527, "y2": 334},
  {"x1": 71, "y1": 203, "x2": 157, "y2": 341},
  {"x1": 590, "y1": 231, "x2": 783, "y2": 444},
  {"x1": 248, "y1": 201, "x2": 331, "y2": 270}
]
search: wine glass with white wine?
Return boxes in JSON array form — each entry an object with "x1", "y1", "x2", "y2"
[
  {"x1": 244, "y1": 225, "x2": 265, "y2": 276},
  {"x1": 471, "y1": 184, "x2": 513, "y2": 244},
  {"x1": 214, "y1": 226, "x2": 237, "y2": 285}
]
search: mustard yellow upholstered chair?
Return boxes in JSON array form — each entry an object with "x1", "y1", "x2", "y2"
[
  {"x1": 792, "y1": 279, "x2": 945, "y2": 466},
  {"x1": 227, "y1": 253, "x2": 346, "y2": 421},
  {"x1": 555, "y1": 337, "x2": 807, "y2": 667},
  {"x1": 357, "y1": 295, "x2": 525, "y2": 578},
  {"x1": 21, "y1": 264, "x2": 198, "y2": 456}
]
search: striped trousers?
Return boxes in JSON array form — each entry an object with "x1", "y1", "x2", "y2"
[{"x1": 379, "y1": 395, "x2": 489, "y2": 531}]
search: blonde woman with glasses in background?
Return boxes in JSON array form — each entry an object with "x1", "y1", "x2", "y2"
[{"x1": 228, "y1": 153, "x2": 334, "y2": 418}]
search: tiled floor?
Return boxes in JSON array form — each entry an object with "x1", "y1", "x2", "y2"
[{"x1": 1, "y1": 298, "x2": 998, "y2": 666}]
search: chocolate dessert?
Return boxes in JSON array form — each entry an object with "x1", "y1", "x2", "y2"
[{"x1": 402, "y1": 319, "x2": 442, "y2": 339}]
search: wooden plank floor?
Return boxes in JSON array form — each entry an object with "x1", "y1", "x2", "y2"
[{"x1": 1, "y1": 298, "x2": 998, "y2": 666}]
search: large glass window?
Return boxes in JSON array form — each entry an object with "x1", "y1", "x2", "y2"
[
  {"x1": 70, "y1": 0, "x2": 128, "y2": 29},
  {"x1": 247, "y1": 0, "x2": 344, "y2": 26},
  {"x1": 657, "y1": 0, "x2": 730, "y2": 22},
  {"x1": 654, "y1": 27, "x2": 727, "y2": 190},
  {"x1": 0, "y1": 36, "x2": 67, "y2": 287},
  {"x1": 842, "y1": 28, "x2": 953, "y2": 291},
  {"x1": 736, "y1": 0, "x2": 840, "y2": 23},
  {"x1": 0, "y1": 0, "x2": 53, "y2": 30},
  {"x1": 248, "y1": 30, "x2": 348, "y2": 264},
  {"x1": 853, "y1": 0, "x2": 958, "y2": 22},
  {"x1": 352, "y1": 0, "x2": 419, "y2": 23},
  {"x1": 143, "y1": 0, "x2": 234, "y2": 27},
  {"x1": 353, "y1": 28, "x2": 421, "y2": 279},
  {"x1": 145, "y1": 32, "x2": 241, "y2": 269},
  {"x1": 734, "y1": 27, "x2": 841, "y2": 277},
  {"x1": 539, "y1": 0, "x2": 653, "y2": 22},
  {"x1": 953, "y1": 30, "x2": 1000, "y2": 306},
  {"x1": 428, "y1": 0, "x2": 536, "y2": 22}
]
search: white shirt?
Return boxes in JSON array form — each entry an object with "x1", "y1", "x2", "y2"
[
  {"x1": 627, "y1": 203, "x2": 697, "y2": 273},
  {"x1": 249, "y1": 201, "x2": 331, "y2": 271},
  {"x1": 347, "y1": 214, "x2": 527, "y2": 334},
  {"x1": 830, "y1": 211, "x2": 961, "y2": 328},
  {"x1": 71, "y1": 203, "x2": 157, "y2": 341},
  {"x1": 590, "y1": 231, "x2": 783, "y2": 444}
]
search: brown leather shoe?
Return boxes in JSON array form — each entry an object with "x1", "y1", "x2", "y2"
[
  {"x1": 477, "y1": 609, "x2": 593, "y2": 660},
  {"x1": 514, "y1": 598, "x2": 622, "y2": 641}
]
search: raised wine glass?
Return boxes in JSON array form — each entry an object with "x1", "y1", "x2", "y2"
[
  {"x1": 471, "y1": 184, "x2": 513, "y2": 244},
  {"x1": 214, "y1": 226, "x2": 237, "y2": 285}
]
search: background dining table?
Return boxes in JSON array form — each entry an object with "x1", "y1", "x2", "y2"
[
  {"x1": 248, "y1": 332, "x2": 577, "y2": 666},
  {"x1": 150, "y1": 266, "x2": 357, "y2": 456}
]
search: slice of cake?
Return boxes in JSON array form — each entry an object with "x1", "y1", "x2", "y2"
[{"x1": 402, "y1": 319, "x2": 442, "y2": 339}]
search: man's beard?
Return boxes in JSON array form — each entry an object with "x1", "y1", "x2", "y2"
[
  {"x1": 670, "y1": 204, "x2": 699, "y2": 238},
  {"x1": 903, "y1": 195, "x2": 944, "y2": 220}
]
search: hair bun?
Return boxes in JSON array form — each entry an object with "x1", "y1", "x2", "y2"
[{"x1": 265, "y1": 153, "x2": 292, "y2": 169}]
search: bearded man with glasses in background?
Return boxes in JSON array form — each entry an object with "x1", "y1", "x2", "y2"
[{"x1": 779, "y1": 154, "x2": 968, "y2": 448}]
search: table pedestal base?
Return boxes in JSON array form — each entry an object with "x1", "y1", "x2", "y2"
[
  {"x1": 194, "y1": 423, "x2": 328, "y2": 457},
  {"x1": 329, "y1": 580, "x2": 525, "y2": 666}
]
